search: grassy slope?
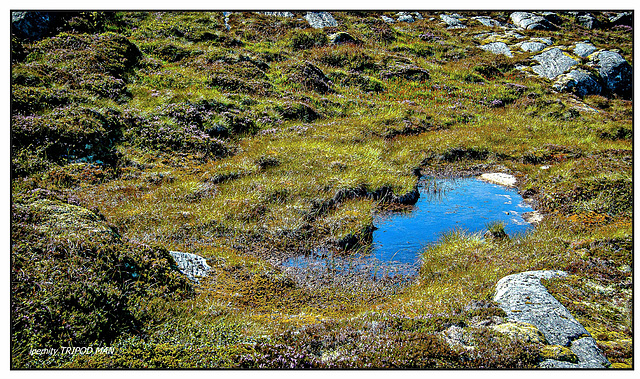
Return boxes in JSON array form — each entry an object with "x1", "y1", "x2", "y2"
[{"x1": 11, "y1": 11, "x2": 632, "y2": 368}]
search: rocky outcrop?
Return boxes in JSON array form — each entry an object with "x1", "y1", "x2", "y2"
[
  {"x1": 11, "y1": 11, "x2": 57, "y2": 40},
  {"x1": 575, "y1": 13, "x2": 600, "y2": 29},
  {"x1": 305, "y1": 12, "x2": 338, "y2": 29},
  {"x1": 589, "y1": 51, "x2": 632, "y2": 98},
  {"x1": 494, "y1": 270, "x2": 610, "y2": 368},
  {"x1": 480, "y1": 42, "x2": 512, "y2": 57},
  {"x1": 531, "y1": 48, "x2": 579, "y2": 79},
  {"x1": 169, "y1": 251, "x2": 211, "y2": 282},
  {"x1": 510, "y1": 12, "x2": 557, "y2": 30}
]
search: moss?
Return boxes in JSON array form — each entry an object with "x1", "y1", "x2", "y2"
[
  {"x1": 490, "y1": 322, "x2": 548, "y2": 344},
  {"x1": 540, "y1": 345, "x2": 578, "y2": 363}
]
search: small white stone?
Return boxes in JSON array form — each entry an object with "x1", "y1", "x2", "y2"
[
  {"x1": 478, "y1": 172, "x2": 517, "y2": 187},
  {"x1": 540, "y1": 165, "x2": 551, "y2": 170}
]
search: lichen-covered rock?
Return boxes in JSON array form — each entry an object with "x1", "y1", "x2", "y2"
[
  {"x1": 480, "y1": 42, "x2": 513, "y2": 57},
  {"x1": 573, "y1": 42, "x2": 597, "y2": 57},
  {"x1": 396, "y1": 12, "x2": 415, "y2": 23},
  {"x1": 608, "y1": 12, "x2": 632, "y2": 27},
  {"x1": 531, "y1": 48, "x2": 579, "y2": 79},
  {"x1": 491, "y1": 322, "x2": 548, "y2": 344},
  {"x1": 553, "y1": 69, "x2": 602, "y2": 97},
  {"x1": 510, "y1": 12, "x2": 556, "y2": 30},
  {"x1": 11, "y1": 11, "x2": 55, "y2": 40},
  {"x1": 473, "y1": 16, "x2": 501, "y2": 27},
  {"x1": 381, "y1": 15, "x2": 395, "y2": 23},
  {"x1": 305, "y1": 12, "x2": 338, "y2": 29},
  {"x1": 575, "y1": 13, "x2": 600, "y2": 29},
  {"x1": 169, "y1": 251, "x2": 211, "y2": 282},
  {"x1": 588, "y1": 51, "x2": 632, "y2": 98},
  {"x1": 440, "y1": 14, "x2": 466, "y2": 29},
  {"x1": 494, "y1": 270, "x2": 610, "y2": 368},
  {"x1": 518, "y1": 41, "x2": 549, "y2": 53},
  {"x1": 329, "y1": 32, "x2": 358, "y2": 45}
]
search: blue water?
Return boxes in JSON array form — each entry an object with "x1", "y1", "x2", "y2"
[{"x1": 282, "y1": 177, "x2": 535, "y2": 276}]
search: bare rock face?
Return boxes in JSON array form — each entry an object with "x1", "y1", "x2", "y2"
[
  {"x1": 494, "y1": 270, "x2": 610, "y2": 368},
  {"x1": 478, "y1": 172, "x2": 516, "y2": 187}
]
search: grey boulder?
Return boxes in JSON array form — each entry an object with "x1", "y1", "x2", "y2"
[
  {"x1": 573, "y1": 42, "x2": 597, "y2": 57},
  {"x1": 480, "y1": 42, "x2": 513, "y2": 57},
  {"x1": 494, "y1": 270, "x2": 610, "y2": 368},
  {"x1": 473, "y1": 16, "x2": 502, "y2": 27},
  {"x1": 531, "y1": 48, "x2": 579, "y2": 79},
  {"x1": 510, "y1": 12, "x2": 556, "y2": 30},
  {"x1": 519, "y1": 41, "x2": 550, "y2": 53},
  {"x1": 305, "y1": 12, "x2": 338, "y2": 29},
  {"x1": 170, "y1": 251, "x2": 212, "y2": 282},
  {"x1": 553, "y1": 69, "x2": 602, "y2": 98},
  {"x1": 440, "y1": 14, "x2": 466, "y2": 29},
  {"x1": 589, "y1": 50, "x2": 632, "y2": 98},
  {"x1": 575, "y1": 13, "x2": 600, "y2": 29}
]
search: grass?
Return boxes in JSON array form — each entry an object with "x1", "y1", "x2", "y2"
[{"x1": 11, "y1": 10, "x2": 632, "y2": 368}]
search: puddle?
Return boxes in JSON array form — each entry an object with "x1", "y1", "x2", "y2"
[{"x1": 282, "y1": 176, "x2": 536, "y2": 278}]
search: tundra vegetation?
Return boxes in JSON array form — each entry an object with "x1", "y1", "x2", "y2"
[{"x1": 11, "y1": 11, "x2": 632, "y2": 368}]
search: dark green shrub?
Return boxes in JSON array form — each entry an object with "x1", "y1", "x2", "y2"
[{"x1": 289, "y1": 29, "x2": 328, "y2": 50}]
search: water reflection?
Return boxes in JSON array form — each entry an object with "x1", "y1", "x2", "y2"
[{"x1": 283, "y1": 177, "x2": 536, "y2": 278}]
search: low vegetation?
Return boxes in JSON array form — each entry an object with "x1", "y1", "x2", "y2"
[{"x1": 11, "y1": 11, "x2": 632, "y2": 368}]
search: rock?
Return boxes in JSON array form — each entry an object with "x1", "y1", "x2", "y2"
[
  {"x1": 518, "y1": 41, "x2": 550, "y2": 53},
  {"x1": 478, "y1": 173, "x2": 516, "y2": 187},
  {"x1": 553, "y1": 69, "x2": 602, "y2": 97},
  {"x1": 510, "y1": 12, "x2": 556, "y2": 30},
  {"x1": 608, "y1": 12, "x2": 632, "y2": 27},
  {"x1": 396, "y1": 12, "x2": 414, "y2": 23},
  {"x1": 441, "y1": 325, "x2": 475, "y2": 348},
  {"x1": 169, "y1": 251, "x2": 211, "y2": 282},
  {"x1": 480, "y1": 42, "x2": 513, "y2": 57},
  {"x1": 304, "y1": 12, "x2": 338, "y2": 29},
  {"x1": 491, "y1": 322, "x2": 548, "y2": 344},
  {"x1": 539, "y1": 12, "x2": 563, "y2": 26},
  {"x1": 260, "y1": 11, "x2": 295, "y2": 18},
  {"x1": 412, "y1": 12, "x2": 424, "y2": 20},
  {"x1": 381, "y1": 15, "x2": 395, "y2": 23},
  {"x1": 573, "y1": 42, "x2": 597, "y2": 57},
  {"x1": 576, "y1": 13, "x2": 600, "y2": 29},
  {"x1": 531, "y1": 48, "x2": 579, "y2": 79},
  {"x1": 11, "y1": 11, "x2": 56, "y2": 40},
  {"x1": 522, "y1": 211, "x2": 544, "y2": 224},
  {"x1": 381, "y1": 64, "x2": 430, "y2": 81},
  {"x1": 473, "y1": 16, "x2": 501, "y2": 27},
  {"x1": 440, "y1": 14, "x2": 466, "y2": 29},
  {"x1": 494, "y1": 270, "x2": 610, "y2": 368},
  {"x1": 294, "y1": 62, "x2": 334, "y2": 94},
  {"x1": 588, "y1": 51, "x2": 632, "y2": 98},
  {"x1": 329, "y1": 32, "x2": 358, "y2": 45}
]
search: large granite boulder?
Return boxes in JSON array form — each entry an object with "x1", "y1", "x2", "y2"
[
  {"x1": 531, "y1": 48, "x2": 579, "y2": 79},
  {"x1": 305, "y1": 12, "x2": 338, "y2": 29},
  {"x1": 494, "y1": 270, "x2": 610, "y2": 368},
  {"x1": 510, "y1": 12, "x2": 556, "y2": 30},
  {"x1": 553, "y1": 69, "x2": 602, "y2": 97},
  {"x1": 588, "y1": 51, "x2": 632, "y2": 98}
]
